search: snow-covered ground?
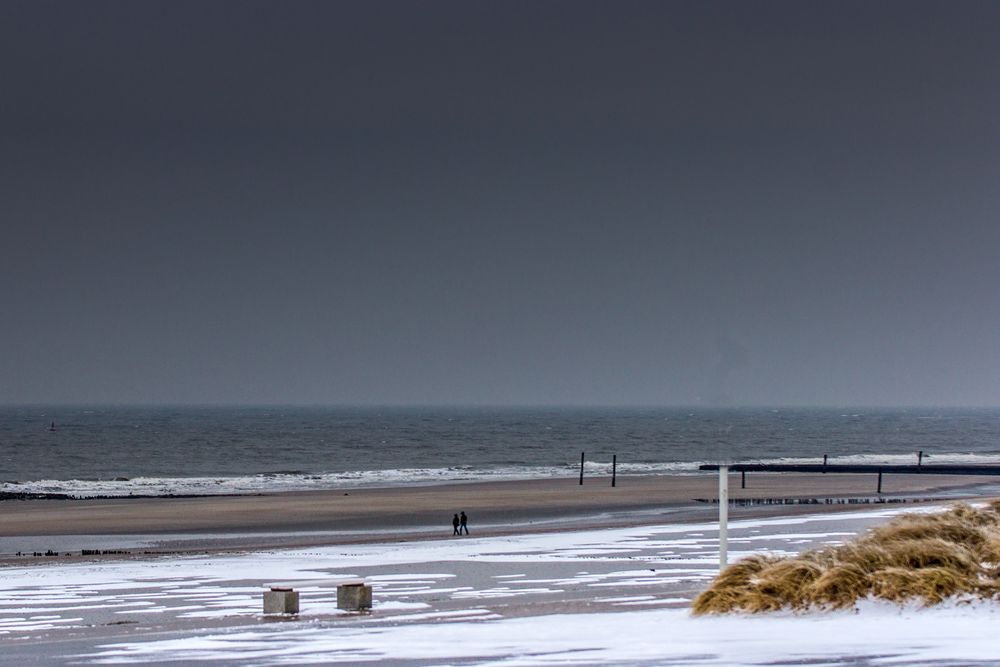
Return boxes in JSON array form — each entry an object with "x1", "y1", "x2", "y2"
[
  {"x1": 2, "y1": 504, "x2": 997, "y2": 665},
  {"x1": 88, "y1": 602, "x2": 1000, "y2": 665}
]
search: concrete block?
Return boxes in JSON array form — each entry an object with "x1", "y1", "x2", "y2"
[
  {"x1": 264, "y1": 589, "x2": 300, "y2": 614},
  {"x1": 337, "y1": 583, "x2": 372, "y2": 611}
]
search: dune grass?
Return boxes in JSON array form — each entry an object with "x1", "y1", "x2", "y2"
[{"x1": 692, "y1": 502, "x2": 1000, "y2": 614}]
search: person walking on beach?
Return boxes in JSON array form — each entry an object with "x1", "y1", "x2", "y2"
[
  {"x1": 452, "y1": 513, "x2": 461, "y2": 536},
  {"x1": 459, "y1": 511, "x2": 468, "y2": 535}
]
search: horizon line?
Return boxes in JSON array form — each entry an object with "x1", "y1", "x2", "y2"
[{"x1": 3, "y1": 402, "x2": 999, "y2": 411}]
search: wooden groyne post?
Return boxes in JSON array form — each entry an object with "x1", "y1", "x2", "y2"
[
  {"x1": 611, "y1": 454, "x2": 617, "y2": 487},
  {"x1": 579, "y1": 452, "x2": 585, "y2": 485}
]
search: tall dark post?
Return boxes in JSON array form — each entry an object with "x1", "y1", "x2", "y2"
[
  {"x1": 741, "y1": 469, "x2": 746, "y2": 489},
  {"x1": 823, "y1": 454, "x2": 827, "y2": 472},
  {"x1": 579, "y1": 452, "x2": 585, "y2": 485},
  {"x1": 877, "y1": 469, "x2": 883, "y2": 494},
  {"x1": 918, "y1": 450, "x2": 923, "y2": 468},
  {"x1": 612, "y1": 454, "x2": 617, "y2": 487}
]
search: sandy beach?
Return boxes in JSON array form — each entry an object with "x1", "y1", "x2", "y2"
[{"x1": 2, "y1": 472, "x2": 997, "y2": 555}]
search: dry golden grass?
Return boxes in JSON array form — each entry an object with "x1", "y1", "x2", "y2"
[
  {"x1": 691, "y1": 502, "x2": 1000, "y2": 614},
  {"x1": 807, "y1": 562, "x2": 870, "y2": 608}
]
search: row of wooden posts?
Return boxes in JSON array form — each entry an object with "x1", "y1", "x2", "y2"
[
  {"x1": 578, "y1": 450, "x2": 929, "y2": 492},
  {"x1": 735, "y1": 450, "x2": 928, "y2": 492},
  {"x1": 575, "y1": 450, "x2": 929, "y2": 491},
  {"x1": 578, "y1": 452, "x2": 617, "y2": 487}
]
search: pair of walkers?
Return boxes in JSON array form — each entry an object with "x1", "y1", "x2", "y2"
[{"x1": 451, "y1": 511, "x2": 468, "y2": 536}]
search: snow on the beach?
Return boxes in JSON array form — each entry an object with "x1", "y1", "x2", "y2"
[
  {"x1": 2, "y1": 504, "x2": 993, "y2": 665},
  {"x1": 86, "y1": 602, "x2": 1000, "y2": 665}
]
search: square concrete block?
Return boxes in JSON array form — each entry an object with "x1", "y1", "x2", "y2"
[
  {"x1": 337, "y1": 583, "x2": 372, "y2": 611},
  {"x1": 264, "y1": 589, "x2": 300, "y2": 614}
]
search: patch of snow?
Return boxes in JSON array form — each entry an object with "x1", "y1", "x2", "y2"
[{"x1": 87, "y1": 602, "x2": 1000, "y2": 665}]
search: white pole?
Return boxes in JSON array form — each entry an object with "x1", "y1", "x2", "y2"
[{"x1": 719, "y1": 464, "x2": 729, "y2": 571}]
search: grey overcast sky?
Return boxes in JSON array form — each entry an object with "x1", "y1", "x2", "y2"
[{"x1": 2, "y1": 0, "x2": 1000, "y2": 407}]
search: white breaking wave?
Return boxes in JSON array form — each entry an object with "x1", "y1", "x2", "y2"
[
  {"x1": 0, "y1": 462, "x2": 698, "y2": 498},
  {"x1": 3, "y1": 452, "x2": 997, "y2": 498}
]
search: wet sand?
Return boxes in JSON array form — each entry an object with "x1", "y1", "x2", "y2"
[{"x1": 2, "y1": 472, "x2": 996, "y2": 556}]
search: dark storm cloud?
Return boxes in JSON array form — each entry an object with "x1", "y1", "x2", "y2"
[{"x1": 3, "y1": 1, "x2": 1000, "y2": 406}]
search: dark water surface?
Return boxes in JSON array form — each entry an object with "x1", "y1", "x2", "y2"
[{"x1": 2, "y1": 406, "x2": 999, "y2": 496}]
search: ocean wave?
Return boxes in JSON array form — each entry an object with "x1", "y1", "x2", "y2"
[
  {"x1": 3, "y1": 451, "x2": 999, "y2": 498},
  {"x1": 0, "y1": 462, "x2": 693, "y2": 498}
]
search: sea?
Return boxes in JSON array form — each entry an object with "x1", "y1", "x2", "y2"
[{"x1": 2, "y1": 406, "x2": 1000, "y2": 498}]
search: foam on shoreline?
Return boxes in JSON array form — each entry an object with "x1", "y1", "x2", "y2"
[{"x1": 4, "y1": 451, "x2": 997, "y2": 498}]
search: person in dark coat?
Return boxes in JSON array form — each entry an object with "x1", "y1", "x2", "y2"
[
  {"x1": 459, "y1": 511, "x2": 469, "y2": 535},
  {"x1": 452, "y1": 513, "x2": 461, "y2": 536}
]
